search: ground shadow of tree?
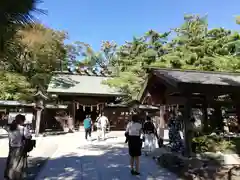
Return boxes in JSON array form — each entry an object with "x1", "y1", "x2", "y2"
[
  {"x1": 220, "y1": 77, "x2": 240, "y2": 87},
  {"x1": 0, "y1": 157, "x2": 7, "y2": 178},
  {"x1": 50, "y1": 75, "x2": 80, "y2": 89},
  {"x1": 35, "y1": 143, "x2": 176, "y2": 180},
  {"x1": 0, "y1": 156, "x2": 51, "y2": 180},
  {"x1": 157, "y1": 152, "x2": 231, "y2": 179},
  {"x1": 26, "y1": 157, "x2": 48, "y2": 180}
]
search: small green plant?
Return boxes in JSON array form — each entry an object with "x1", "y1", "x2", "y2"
[{"x1": 193, "y1": 135, "x2": 235, "y2": 153}]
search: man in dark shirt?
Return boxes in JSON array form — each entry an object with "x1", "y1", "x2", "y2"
[
  {"x1": 143, "y1": 116, "x2": 155, "y2": 134},
  {"x1": 143, "y1": 116, "x2": 158, "y2": 155}
]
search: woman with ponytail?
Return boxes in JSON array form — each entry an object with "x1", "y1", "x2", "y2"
[{"x1": 4, "y1": 114, "x2": 32, "y2": 180}]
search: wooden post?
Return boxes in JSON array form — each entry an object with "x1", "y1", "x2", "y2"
[
  {"x1": 183, "y1": 96, "x2": 192, "y2": 156},
  {"x1": 158, "y1": 105, "x2": 165, "y2": 138},
  {"x1": 202, "y1": 96, "x2": 209, "y2": 133},
  {"x1": 35, "y1": 109, "x2": 42, "y2": 137},
  {"x1": 232, "y1": 94, "x2": 240, "y2": 132},
  {"x1": 213, "y1": 103, "x2": 223, "y2": 132},
  {"x1": 72, "y1": 101, "x2": 76, "y2": 129}
]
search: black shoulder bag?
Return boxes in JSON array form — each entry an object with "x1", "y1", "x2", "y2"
[{"x1": 22, "y1": 127, "x2": 36, "y2": 153}]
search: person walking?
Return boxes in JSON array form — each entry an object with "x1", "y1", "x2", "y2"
[
  {"x1": 125, "y1": 114, "x2": 142, "y2": 175},
  {"x1": 4, "y1": 114, "x2": 32, "y2": 180},
  {"x1": 96, "y1": 113, "x2": 109, "y2": 141},
  {"x1": 83, "y1": 115, "x2": 92, "y2": 141},
  {"x1": 168, "y1": 110, "x2": 184, "y2": 153},
  {"x1": 143, "y1": 116, "x2": 158, "y2": 155},
  {"x1": 96, "y1": 114, "x2": 102, "y2": 141}
]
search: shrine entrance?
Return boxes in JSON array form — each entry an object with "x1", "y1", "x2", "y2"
[{"x1": 74, "y1": 103, "x2": 105, "y2": 130}]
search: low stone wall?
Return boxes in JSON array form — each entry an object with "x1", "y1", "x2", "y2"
[{"x1": 150, "y1": 147, "x2": 240, "y2": 180}]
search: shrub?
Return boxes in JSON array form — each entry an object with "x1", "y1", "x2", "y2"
[{"x1": 193, "y1": 134, "x2": 235, "y2": 153}]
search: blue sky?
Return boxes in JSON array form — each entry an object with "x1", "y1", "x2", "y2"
[{"x1": 36, "y1": 0, "x2": 240, "y2": 51}]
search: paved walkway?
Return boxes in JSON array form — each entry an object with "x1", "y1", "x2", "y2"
[{"x1": 37, "y1": 132, "x2": 177, "y2": 180}]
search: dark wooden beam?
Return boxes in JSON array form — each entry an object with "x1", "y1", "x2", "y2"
[{"x1": 179, "y1": 83, "x2": 240, "y2": 95}]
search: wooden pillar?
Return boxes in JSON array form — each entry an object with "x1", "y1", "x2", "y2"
[
  {"x1": 158, "y1": 105, "x2": 165, "y2": 138},
  {"x1": 35, "y1": 109, "x2": 42, "y2": 137},
  {"x1": 213, "y1": 103, "x2": 223, "y2": 132},
  {"x1": 67, "y1": 101, "x2": 75, "y2": 132},
  {"x1": 183, "y1": 95, "x2": 192, "y2": 156},
  {"x1": 202, "y1": 97, "x2": 209, "y2": 133},
  {"x1": 232, "y1": 94, "x2": 240, "y2": 132},
  {"x1": 72, "y1": 101, "x2": 76, "y2": 128}
]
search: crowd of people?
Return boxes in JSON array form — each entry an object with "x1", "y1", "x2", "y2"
[
  {"x1": 2, "y1": 109, "x2": 189, "y2": 179},
  {"x1": 83, "y1": 113, "x2": 110, "y2": 141},
  {"x1": 125, "y1": 109, "x2": 188, "y2": 176}
]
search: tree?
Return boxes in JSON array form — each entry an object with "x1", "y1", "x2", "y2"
[
  {"x1": 105, "y1": 14, "x2": 240, "y2": 100},
  {"x1": 0, "y1": 0, "x2": 43, "y2": 51},
  {"x1": 0, "y1": 23, "x2": 68, "y2": 100},
  {"x1": 104, "y1": 31, "x2": 170, "y2": 99},
  {"x1": 18, "y1": 24, "x2": 67, "y2": 89},
  {"x1": 0, "y1": 71, "x2": 32, "y2": 100},
  {"x1": 152, "y1": 14, "x2": 240, "y2": 71}
]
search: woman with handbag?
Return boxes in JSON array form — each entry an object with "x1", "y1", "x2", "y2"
[
  {"x1": 4, "y1": 114, "x2": 32, "y2": 180},
  {"x1": 125, "y1": 114, "x2": 142, "y2": 175}
]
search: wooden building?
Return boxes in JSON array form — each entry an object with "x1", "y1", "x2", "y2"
[
  {"x1": 138, "y1": 68, "x2": 240, "y2": 155},
  {"x1": 44, "y1": 70, "x2": 161, "y2": 131},
  {"x1": 0, "y1": 100, "x2": 35, "y2": 127},
  {"x1": 0, "y1": 100, "x2": 69, "y2": 131},
  {"x1": 46, "y1": 71, "x2": 124, "y2": 130}
]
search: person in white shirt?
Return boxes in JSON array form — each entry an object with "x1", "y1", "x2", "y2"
[
  {"x1": 4, "y1": 114, "x2": 32, "y2": 180},
  {"x1": 96, "y1": 113, "x2": 109, "y2": 140},
  {"x1": 125, "y1": 114, "x2": 142, "y2": 176}
]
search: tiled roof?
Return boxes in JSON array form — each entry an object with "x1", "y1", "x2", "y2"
[
  {"x1": 47, "y1": 73, "x2": 122, "y2": 96},
  {"x1": 0, "y1": 100, "x2": 34, "y2": 106},
  {"x1": 152, "y1": 68, "x2": 240, "y2": 87}
]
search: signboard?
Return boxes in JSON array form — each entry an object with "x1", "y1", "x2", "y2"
[{"x1": 8, "y1": 112, "x2": 34, "y2": 124}]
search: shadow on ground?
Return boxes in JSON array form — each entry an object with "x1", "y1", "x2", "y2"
[
  {"x1": 0, "y1": 156, "x2": 49, "y2": 180},
  {"x1": 90, "y1": 136, "x2": 117, "y2": 142},
  {"x1": 157, "y1": 150, "x2": 240, "y2": 179},
  {"x1": 26, "y1": 157, "x2": 49, "y2": 180},
  {"x1": 37, "y1": 143, "x2": 175, "y2": 180}
]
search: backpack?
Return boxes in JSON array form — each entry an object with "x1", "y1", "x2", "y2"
[
  {"x1": 22, "y1": 128, "x2": 36, "y2": 153},
  {"x1": 143, "y1": 121, "x2": 155, "y2": 134}
]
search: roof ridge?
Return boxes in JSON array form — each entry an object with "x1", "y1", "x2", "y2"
[
  {"x1": 149, "y1": 67, "x2": 240, "y2": 76},
  {"x1": 53, "y1": 71, "x2": 113, "y2": 77}
]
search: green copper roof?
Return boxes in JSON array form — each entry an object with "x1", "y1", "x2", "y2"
[{"x1": 47, "y1": 73, "x2": 122, "y2": 96}]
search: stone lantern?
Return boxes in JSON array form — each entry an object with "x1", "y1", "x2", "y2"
[{"x1": 33, "y1": 88, "x2": 48, "y2": 137}]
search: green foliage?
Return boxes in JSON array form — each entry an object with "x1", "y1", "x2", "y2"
[
  {"x1": 0, "y1": 71, "x2": 33, "y2": 100},
  {"x1": 0, "y1": 0, "x2": 42, "y2": 51},
  {"x1": 0, "y1": 23, "x2": 68, "y2": 100},
  {"x1": 193, "y1": 135, "x2": 235, "y2": 153},
  {"x1": 103, "y1": 30, "x2": 169, "y2": 99},
  {"x1": 103, "y1": 14, "x2": 240, "y2": 99}
]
